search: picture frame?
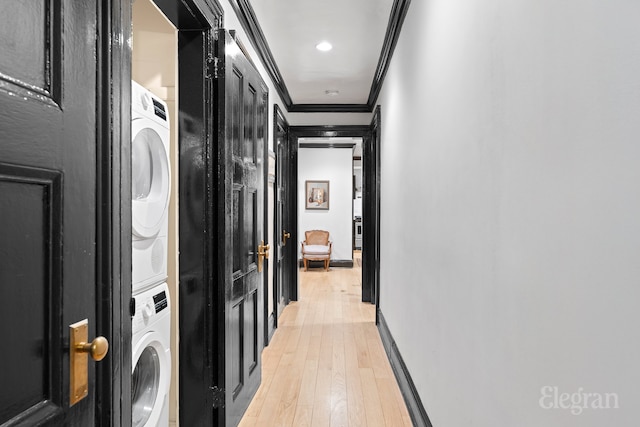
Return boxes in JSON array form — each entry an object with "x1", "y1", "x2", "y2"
[{"x1": 305, "y1": 180, "x2": 330, "y2": 210}]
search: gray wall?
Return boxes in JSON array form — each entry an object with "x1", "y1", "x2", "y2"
[{"x1": 377, "y1": 1, "x2": 640, "y2": 425}]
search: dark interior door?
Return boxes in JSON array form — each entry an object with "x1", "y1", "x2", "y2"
[
  {"x1": 217, "y1": 30, "x2": 268, "y2": 426},
  {"x1": 362, "y1": 107, "x2": 381, "y2": 306},
  {"x1": 0, "y1": 1, "x2": 103, "y2": 425},
  {"x1": 274, "y1": 106, "x2": 290, "y2": 323}
]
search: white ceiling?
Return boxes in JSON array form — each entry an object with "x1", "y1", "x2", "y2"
[{"x1": 248, "y1": 0, "x2": 395, "y2": 105}]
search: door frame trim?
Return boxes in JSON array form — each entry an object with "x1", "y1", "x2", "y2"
[
  {"x1": 287, "y1": 125, "x2": 374, "y2": 302},
  {"x1": 267, "y1": 148, "x2": 277, "y2": 343},
  {"x1": 143, "y1": 0, "x2": 224, "y2": 425},
  {"x1": 273, "y1": 104, "x2": 290, "y2": 326},
  {"x1": 261, "y1": 89, "x2": 270, "y2": 350},
  {"x1": 109, "y1": 0, "x2": 228, "y2": 424},
  {"x1": 364, "y1": 107, "x2": 382, "y2": 314},
  {"x1": 99, "y1": 0, "x2": 131, "y2": 424}
]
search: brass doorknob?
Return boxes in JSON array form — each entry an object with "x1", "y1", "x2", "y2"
[
  {"x1": 69, "y1": 319, "x2": 109, "y2": 405},
  {"x1": 76, "y1": 336, "x2": 109, "y2": 361},
  {"x1": 257, "y1": 241, "x2": 271, "y2": 272},
  {"x1": 282, "y1": 230, "x2": 291, "y2": 245}
]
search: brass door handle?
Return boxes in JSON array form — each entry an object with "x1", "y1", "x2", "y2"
[
  {"x1": 258, "y1": 242, "x2": 270, "y2": 258},
  {"x1": 282, "y1": 230, "x2": 291, "y2": 246},
  {"x1": 70, "y1": 319, "x2": 109, "y2": 406},
  {"x1": 76, "y1": 336, "x2": 109, "y2": 361},
  {"x1": 257, "y1": 240, "x2": 270, "y2": 272}
]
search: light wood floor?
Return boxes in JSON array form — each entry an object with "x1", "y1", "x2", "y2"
[{"x1": 239, "y1": 253, "x2": 412, "y2": 427}]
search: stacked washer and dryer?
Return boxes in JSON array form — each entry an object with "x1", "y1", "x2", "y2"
[{"x1": 131, "y1": 80, "x2": 172, "y2": 427}]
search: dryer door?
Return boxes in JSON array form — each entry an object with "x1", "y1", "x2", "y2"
[
  {"x1": 132, "y1": 332, "x2": 170, "y2": 427},
  {"x1": 132, "y1": 118, "x2": 171, "y2": 238}
]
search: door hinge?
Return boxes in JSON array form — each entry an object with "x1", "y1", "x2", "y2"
[
  {"x1": 206, "y1": 55, "x2": 219, "y2": 80},
  {"x1": 211, "y1": 385, "x2": 225, "y2": 408},
  {"x1": 130, "y1": 297, "x2": 136, "y2": 317}
]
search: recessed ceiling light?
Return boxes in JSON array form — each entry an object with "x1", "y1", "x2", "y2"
[
  {"x1": 316, "y1": 41, "x2": 333, "y2": 52},
  {"x1": 325, "y1": 90, "x2": 339, "y2": 96}
]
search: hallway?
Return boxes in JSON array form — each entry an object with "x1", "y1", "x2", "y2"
[{"x1": 239, "y1": 254, "x2": 412, "y2": 426}]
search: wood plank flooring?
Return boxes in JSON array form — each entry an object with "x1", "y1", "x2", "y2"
[{"x1": 239, "y1": 253, "x2": 412, "y2": 427}]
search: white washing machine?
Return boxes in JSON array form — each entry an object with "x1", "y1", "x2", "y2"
[
  {"x1": 132, "y1": 282, "x2": 171, "y2": 427},
  {"x1": 131, "y1": 80, "x2": 171, "y2": 293}
]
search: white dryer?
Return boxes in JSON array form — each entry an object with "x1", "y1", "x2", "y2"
[
  {"x1": 132, "y1": 282, "x2": 171, "y2": 427},
  {"x1": 131, "y1": 80, "x2": 171, "y2": 293}
]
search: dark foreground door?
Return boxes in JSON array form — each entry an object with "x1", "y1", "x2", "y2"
[
  {"x1": 0, "y1": 1, "x2": 104, "y2": 425},
  {"x1": 217, "y1": 30, "x2": 268, "y2": 426}
]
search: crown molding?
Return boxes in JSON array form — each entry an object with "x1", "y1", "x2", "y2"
[
  {"x1": 227, "y1": 0, "x2": 293, "y2": 106},
  {"x1": 227, "y1": 0, "x2": 412, "y2": 114},
  {"x1": 366, "y1": 0, "x2": 411, "y2": 108},
  {"x1": 288, "y1": 103, "x2": 372, "y2": 113},
  {"x1": 299, "y1": 142, "x2": 355, "y2": 149}
]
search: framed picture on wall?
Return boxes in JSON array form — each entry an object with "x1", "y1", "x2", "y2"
[{"x1": 305, "y1": 180, "x2": 330, "y2": 210}]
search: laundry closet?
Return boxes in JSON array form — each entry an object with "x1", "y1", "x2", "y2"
[{"x1": 132, "y1": 0, "x2": 179, "y2": 425}]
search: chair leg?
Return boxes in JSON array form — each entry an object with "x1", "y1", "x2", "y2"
[
  {"x1": 324, "y1": 259, "x2": 329, "y2": 271},
  {"x1": 303, "y1": 258, "x2": 308, "y2": 271}
]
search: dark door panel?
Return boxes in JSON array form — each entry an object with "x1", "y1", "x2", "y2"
[
  {"x1": 218, "y1": 30, "x2": 268, "y2": 426},
  {"x1": 0, "y1": 165, "x2": 64, "y2": 425},
  {"x1": 274, "y1": 105, "x2": 290, "y2": 324},
  {"x1": 0, "y1": 0, "x2": 101, "y2": 424}
]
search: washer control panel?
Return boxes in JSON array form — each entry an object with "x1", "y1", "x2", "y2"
[
  {"x1": 153, "y1": 290, "x2": 168, "y2": 312},
  {"x1": 132, "y1": 80, "x2": 169, "y2": 126},
  {"x1": 132, "y1": 287, "x2": 169, "y2": 331}
]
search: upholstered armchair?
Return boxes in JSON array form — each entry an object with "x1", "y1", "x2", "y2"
[{"x1": 301, "y1": 230, "x2": 332, "y2": 271}]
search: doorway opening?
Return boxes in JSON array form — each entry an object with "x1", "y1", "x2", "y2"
[
  {"x1": 131, "y1": 2, "x2": 179, "y2": 425},
  {"x1": 282, "y1": 124, "x2": 378, "y2": 310},
  {"x1": 297, "y1": 137, "x2": 361, "y2": 270}
]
